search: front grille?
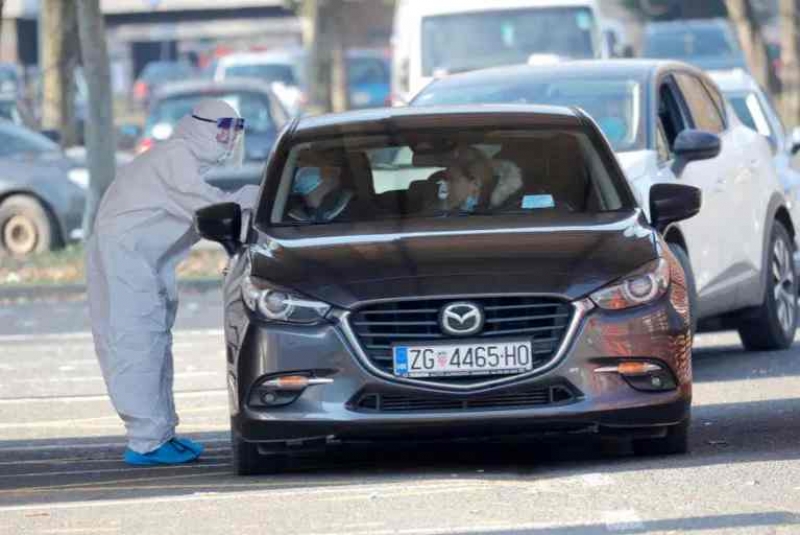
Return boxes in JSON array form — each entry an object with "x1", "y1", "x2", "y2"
[
  {"x1": 349, "y1": 296, "x2": 573, "y2": 378},
  {"x1": 352, "y1": 384, "x2": 578, "y2": 413}
]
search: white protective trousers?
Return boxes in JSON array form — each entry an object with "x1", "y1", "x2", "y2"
[{"x1": 87, "y1": 100, "x2": 259, "y2": 453}]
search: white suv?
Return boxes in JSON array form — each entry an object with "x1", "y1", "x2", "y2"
[{"x1": 412, "y1": 60, "x2": 798, "y2": 349}]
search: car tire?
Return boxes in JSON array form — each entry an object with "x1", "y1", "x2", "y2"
[
  {"x1": 738, "y1": 222, "x2": 797, "y2": 351},
  {"x1": 632, "y1": 417, "x2": 690, "y2": 457},
  {"x1": 0, "y1": 194, "x2": 54, "y2": 256},
  {"x1": 230, "y1": 425, "x2": 288, "y2": 476},
  {"x1": 669, "y1": 244, "x2": 697, "y2": 337}
]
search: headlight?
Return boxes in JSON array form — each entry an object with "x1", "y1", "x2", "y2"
[
  {"x1": 67, "y1": 168, "x2": 89, "y2": 189},
  {"x1": 590, "y1": 258, "x2": 670, "y2": 310},
  {"x1": 242, "y1": 276, "x2": 331, "y2": 323}
]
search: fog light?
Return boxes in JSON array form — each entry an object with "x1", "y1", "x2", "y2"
[
  {"x1": 594, "y1": 360, "x2": 677, "y2": 392},
  {"x1": 249, "y1": 374, "x2": 334, "y2": 409}
]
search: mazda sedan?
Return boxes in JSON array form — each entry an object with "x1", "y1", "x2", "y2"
[{"x1": 196, "y1": 106, "x2": 701, "y2": 474}]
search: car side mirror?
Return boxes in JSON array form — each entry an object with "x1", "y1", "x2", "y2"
[
  {"x1": 789, "y1": 127, "x2": 800, "y2": 155},
  {"x1": 41, "y1": 129, "x2": 61, "y2": 143},
  {"x1": 650, "y1": 183, "x2": 702, "y2": 232},
  {"x1": 195, "y1": 202, "x2": 242, "y2": 256},
  {"x1": 671, "y1": 129, "x2": 721, "y2": 176}
]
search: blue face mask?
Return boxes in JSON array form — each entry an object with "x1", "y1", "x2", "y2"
[
  {"x1": 293, "y1": 167, "x2": 323, "y2": 196},
  {"x1": 461, "y1": 194, "x2": 478, "y2": 212}
]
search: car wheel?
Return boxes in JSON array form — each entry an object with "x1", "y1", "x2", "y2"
[
  {"x1": 669, "y1": 244, "x2": 697, "y2": 337},
  {"x1": 632, "y1": 417, "x2": 690, "y2": 457},
  {"x1": 0, "y1": 195, "x2": 54, "y2": 256},
  {"x1": 230, "y1": 425, "x2": 288, "y2": 476},
  {"x1": 738, "y1": 223, "x2": 797, "y2": 351}
]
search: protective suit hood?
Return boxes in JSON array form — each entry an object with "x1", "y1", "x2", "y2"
[{"x1": 171, "y1": 99, "x2": 240, "y2": 173}]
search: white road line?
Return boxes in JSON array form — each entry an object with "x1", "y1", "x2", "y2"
[
  {"x1": 8, "y1": 371, "x2": 218, "y2": 384},
  {"x1": 0, "y1": 463, "x2": 229, "y2": 480},
  {"x1": 0, "y1": 389, "x2": 225, "y2": 404},
  {"x1": 581, "y1": 473, "x2": 615, "y2": 488},
  {"x1": 0, "y1": 481, "x2": 513, "y2": 513},
  {"x1": 0, "y1": 437, "x2": 229, "y2": 453},
  {"x1": 603, "y1": 510, "x2": 644, "y2": 532},
  {"x1": 0, "y1": 329, "x2": 224, "y2": 343}
]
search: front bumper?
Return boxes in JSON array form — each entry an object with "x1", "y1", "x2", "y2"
[{"x1": 227, "y1": 285, "x2": 693, "y2": 449}]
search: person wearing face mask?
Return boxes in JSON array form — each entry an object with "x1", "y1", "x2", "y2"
[
  {"x1": 431, "y1": 147, "x2": 495, "y2": 213},
  {"x1": 86, "y1": 99, "x2": 259, "y2": 466},
  {"x1": 287, "y1": 165, "x2": 357, "y2": 223}
]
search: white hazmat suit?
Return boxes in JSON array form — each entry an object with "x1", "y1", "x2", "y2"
[{"x1": 87, "y1": 100, "x2": 259, "y2": 454}]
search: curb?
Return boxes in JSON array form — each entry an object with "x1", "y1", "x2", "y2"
[{"x1": 0, "y1": 278, "x2": 222, "y2": 302}]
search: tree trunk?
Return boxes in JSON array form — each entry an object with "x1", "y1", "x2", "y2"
[
  {"x1": 76, "y1": 0, "x2": 115, "y2": 238},
  {"x1": 303, "y1": 0, "x2": 348, "y2": 113},
  {"x1": 0, "y1": 1, "x2": 6, "y2": 58},
  {"x1": 725, "y1": 0, "x2": 777, "y2": 94},
  {"x1": 780, "y1": 0, "x2": 800, "y2": 127},
  {"x1": 40, "y1": 0, "x2": 79, "y2": 147},
  {"x1": 328, "y1": 0, "x2": 349, "y2": 113}
]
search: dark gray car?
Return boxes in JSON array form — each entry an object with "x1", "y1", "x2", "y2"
[
  {"x1": 0, "y1": 122, "x2": 86, "y2": 256},
  {"x1": 197, "y1": 106, "x2": 702, "y2": 474}
]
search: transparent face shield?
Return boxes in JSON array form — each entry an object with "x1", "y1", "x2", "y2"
[{"x1": 193, "y1": 115, "x2": 246, "y2": 167}]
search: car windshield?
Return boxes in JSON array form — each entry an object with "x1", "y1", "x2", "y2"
[
  {"x1": 727, "y1": 91, "x2": 774, "y2": 139},
  {"x1": 269, "y1": 126, "x2": 630, "y2": 226},
  {"x1": 348, "y1": 57, "x2": 389, "y2": 85},
  {"x1": 414, "y1": 77, "x2": 643, "y2": 152},
  {"x1": 223, "y1": 63, "x2": 298, "y2": 85},
  {"x1": 421, "y1": 7, "x2": 599, "y2": 77},
  {"x1": 145, "y1": 91, "x2": 276, "y2": 138},
  {"x1": 643, "y1": 26, "x2": 738, "y2": 60},
  {"x1": 0, "y1": 124, "x2": 59, "y2": 156},
  {"x1": 140, "y1": 62, "x2": 194, "y2": 82}
]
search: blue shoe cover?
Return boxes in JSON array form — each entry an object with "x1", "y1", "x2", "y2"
[
  {"x1": 123, "y1": 438, "x2": 201, "y2": 466},
  {"x1": 173, "y1": 436, "x2": 204, "y2": 456}
]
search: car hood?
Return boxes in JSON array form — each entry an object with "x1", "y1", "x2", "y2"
[{"x1": 250, "y1": 211, "x2": 659, "y2": 309}]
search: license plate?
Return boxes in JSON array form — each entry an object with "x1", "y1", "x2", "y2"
[{"x1": 393, "y1": 340, "x2": 534, "y2": 378}]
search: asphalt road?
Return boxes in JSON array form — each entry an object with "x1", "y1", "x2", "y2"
[{"x1": 2, "y1": 290, "x2": 800, "y2": 534}]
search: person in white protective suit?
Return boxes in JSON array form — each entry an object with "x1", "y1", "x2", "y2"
[{"x1": 87, "y1": 99, "x2": 259, "y2": 466}]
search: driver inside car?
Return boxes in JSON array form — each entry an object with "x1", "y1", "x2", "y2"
[{"x1": 287, "y1": 166, "x2": 356, "y2": 223}]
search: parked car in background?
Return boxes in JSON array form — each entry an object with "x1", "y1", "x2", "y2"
[
  {"x1": 641, "y1": 19, "x2": 748, "y2": 72},
  {"x1": 195, "y1": 105, "x2": 699, "y2": 474},
  {"x1": 0, "y1": 121, "x2": 87, "y2": 256},
  {"x1": 0, "y1": 63, "x2": 22, "y2": 96},
  {"x1": 138, "y1": 79, "x2": 288, "y2": 190},
  {"x1": 0, "y1": 94, "x2": 36, "y2": 129},
  {"x1": 213, "y1": 48, "x2": 391, "y2": 114},
  {"x1": 413, "y1": 60, "x2": 798, "y2": 350},
  {"x1": 711, "y1": 69, "x2": 800, "y2": 272},
  {"x1": 392, "y1": 0, "x2": 609, "y2": 104},
  {"x1": 133, "y1": 61, "x2": 197, "y2": 107}
]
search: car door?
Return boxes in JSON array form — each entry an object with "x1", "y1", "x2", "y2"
[{"x1": 659, "y1": 73, "x2": 737, "y2": 315}]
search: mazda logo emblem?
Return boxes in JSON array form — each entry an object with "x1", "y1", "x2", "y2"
[{"x1": 440, "y1": 302, "x2": 484, "y2": 337}]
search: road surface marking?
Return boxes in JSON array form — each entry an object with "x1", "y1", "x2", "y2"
[
  {"x1": 0, "y1": 463, "x2": 229, "y2": 480},
  {"x1": 0, "y1": 329, "x2": 224, "y2": 343},
  {"x1": 0, "y1": 437, "x2": 229, "y2": 453},
  {"x1": 0, "y1": 389, "x2": 226, "y2": 404},
  {"x1": 581, "y1": 473, "x2": 615, "y2": 487},
  {"x1": 602, "y1": 510, "x2": 644, "y2": 532}
]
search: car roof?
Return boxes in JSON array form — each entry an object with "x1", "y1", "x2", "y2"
[
  {"x1": 292, "y1": 105, "x2": 584, "y2": 140},
  {"x1": 218, "y1": 50, "x2": 301, "y2": 67},
  {"x1": 419, "y1": 59, "x2": 699, "y2": 91},
  {"x1": 152, "y1": 78, "x2": 275, "y2": 101},
  {"x1": 399, "y1": 0, "x2": 599, "y2": 17},
  {"x1": 645, "y1": 18, "x2": 731, "y2": 32},
  {"x1": 708, "y1": 69, "x2": 761, "y2": 93}
]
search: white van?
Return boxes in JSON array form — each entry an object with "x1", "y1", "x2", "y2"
[{"x1": 392, "y1": 0, "x2": 609, "y2": 104}]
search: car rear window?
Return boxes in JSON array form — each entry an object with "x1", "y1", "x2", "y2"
[
  {"x1": 223, "y1": 63, "x2": 297, "y2": 86},
  {"x1": 266, "y1": 126, "x2": 632, "y2": 226},
  {"x1": 414, "y1": 77, "x2": 643, "y2": 152}
]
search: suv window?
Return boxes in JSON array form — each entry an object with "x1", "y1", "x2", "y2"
[
  {"x1": 658, "y1": 79, "x2": 689, "y2": 149},
  {"x1": 267, "y1": 127, "x2": 633, "y2": 226},
  {"x1": 675, "y1": 73, "x2": 725, "y2": 133},
  {"x1": 701, "y1": 79, "x2": 728, "y2": 126}
]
